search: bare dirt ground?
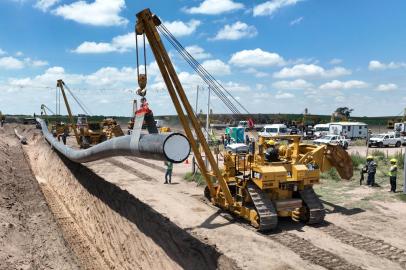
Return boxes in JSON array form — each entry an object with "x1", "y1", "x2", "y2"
[
  {"x1": 22, "y1": 125, "x2": 237, "y2": 270},
  {"x1": 0, "y1": 125, "x2": 79, "y2": 270},
  {"x1": 6, "y1": 124, "x2": 406, "y2": 270}
]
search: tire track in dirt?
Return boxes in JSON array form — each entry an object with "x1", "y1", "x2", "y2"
[
  {"x1": 109, "y1": 156, "x2": 366, "y2": 269},
  {"x1": 268, "y1": 232, "x2": 364, "y2": 270},
  {"x1": 320, "y1": 223, "x2": 406, "y2": 268},
  {"x1": 125, "y1": 156, "x2": 166, "y2": 173},
  {"x1": 106, "y1": 158, "x2": 157, "y2": 182},
  {"x1": 194, "y1": 196, "x2": 364, "y2": 270}
]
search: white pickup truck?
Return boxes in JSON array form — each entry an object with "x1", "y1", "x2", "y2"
[
  {"x1": 368, "y1": 134, "x2": 402, "y2": 148},
  {"x1": 313, "y1": 135, "x2": 350, "y2": 149}
]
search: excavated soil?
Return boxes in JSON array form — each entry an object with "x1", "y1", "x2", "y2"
[
  {"x1": 0, "y1": 125, "x2": 79, "y2": 270},
  {"x1": 6, "y1": 124, "x2": 406, "y2": 270},
  {"x1": 23, "y1": 127, "x2": 238, "y2": 270}
]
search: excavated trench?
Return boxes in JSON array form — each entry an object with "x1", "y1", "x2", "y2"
[{"x1": 23, "y1": 129, "x2": 238, "y2": 270}]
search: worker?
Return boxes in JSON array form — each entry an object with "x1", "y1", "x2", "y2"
[
  {"x1": 164, "y1": 161, "x2": 173, "y2": 184},
  {"x1": 249, "y1": 138, "x2": 255, "y2": 155},
  {"x1": 61, "y1": 126, "x2": 69, "y2": 145},
  {"x1": 265, "y1": 140, "x2": 279, "y2": 162},
  {"x1": 388, "y1": 158, "x2": 398, "y2": 192},
  {"x1": 245, "y1": 134, "x2": 250, "y2": 145},
  {"x1": 0, "y1": 114, "x2": 5, "y2": 127},
  {"x1": 365, "y1": 156, "x2": 377, "y2": 186}
]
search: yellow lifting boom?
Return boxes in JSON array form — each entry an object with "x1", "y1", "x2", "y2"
[{"x1": 135, "y1": 8, "x2": 353, "y2": 230}]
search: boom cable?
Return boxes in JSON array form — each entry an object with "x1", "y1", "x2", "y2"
[{"x1": 158, "y1": 24, "x2": 252, "y2": 118}]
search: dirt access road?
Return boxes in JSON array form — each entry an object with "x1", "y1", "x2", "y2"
[
  {"x1": 0, "y1": 125, "x2": 79, "y2": 270},
  {"x1": 11, "y1": 124, "x2": 406, "y2": 270}
]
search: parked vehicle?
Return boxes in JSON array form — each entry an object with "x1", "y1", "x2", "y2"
[
  {"x1": 259, "y1": 124, "x2": 288, "y2": 137},
  {"x1": 368, "y1": 133, "x2": 402, "y2": 148},
  {"x1": 289, "y1": 127, "x2": 299, "y2": 135},
  {"x1": 314, "y1": 124, "x2": 330, "y2": 138},
  {"x1": 313, "y1": 135, "x2": 350, "y2": 149},
  {"x1": 329, "y1": 122, "x2": 368, "y2": 139}
]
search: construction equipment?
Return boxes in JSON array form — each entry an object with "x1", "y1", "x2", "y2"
[
  {"x1": 387, "y1": 108, "x2": 406, "y2": 130},
  {"x1": 56, "y1": 80, "x2": 124, "y2": 147},
  {"x1": 135, "y1": 9, "x2": 353, "y2": 230},
  {"x1": 40, "y1": 104, "x2": 67, "y2": 137},
  {"x1": 101, "y1": 117, "x2": 125, "y2": 139}
]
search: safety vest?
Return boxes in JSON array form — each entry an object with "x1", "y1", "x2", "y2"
[{"x1": 388, "y1": 165, "x2": 397, "y2": 177}]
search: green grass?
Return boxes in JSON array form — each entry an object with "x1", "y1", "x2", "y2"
[
  {"x1": 320, "y1": 168, "x2": 341, "y2": 181},
  {"x1": 396, "y1": 193, "x2": 406, "y2": 202},
  {"x1": 351, "y1": 152, "x2": 366, "y2": 169},
  {"x1": 370, "y1": 149, "x2": 386, "y2": 160},
  {"x1": 184, "y1": 172, "x2": 207, "y2": 186}
]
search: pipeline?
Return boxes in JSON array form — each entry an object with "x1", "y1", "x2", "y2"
[
  {"x1": 36, "y1": 118, "x2": 190, "y2": 164},
  {"x1": 14, "y1": 128, "x2": 27, "y2": 144}
]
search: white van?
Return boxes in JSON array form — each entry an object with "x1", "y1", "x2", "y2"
[
  {"x1": 329, "y1": 122, "x2": 368, "y2": 139},
  {"x1": 314, "y1": 124, "x2": 330, "y2": 138},
  {"x1": 259, "y1": 124, "x2": 288, "y2": 137}
]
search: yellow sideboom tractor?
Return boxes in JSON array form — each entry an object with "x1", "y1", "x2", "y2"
[
  {"x1": 134, "y1": 8, "x2": 353, "y2": 231},
  {"x1": 218, "y1": 135, "x2": 352, "y2": 230}
]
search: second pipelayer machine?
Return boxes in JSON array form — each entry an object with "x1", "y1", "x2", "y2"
[{"x1": 134, "y1": 8, "x2": 353, "y2": 230}]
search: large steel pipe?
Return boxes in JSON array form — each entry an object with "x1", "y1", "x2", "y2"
[{"x1": 36, "y1": 118, "x2": 190, "y2": 163}]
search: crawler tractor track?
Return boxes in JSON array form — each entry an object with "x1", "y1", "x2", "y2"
[
  {"x1": 299, "y1": 187, "x2": 325, "y2": 224},
  {"x1": 246, "y1": 182, "x2": 278, "y2": 231},
  {"x1": 321, "y1": 223, "x2": 406, "y2": 268},
  {"x1": 269, "y1": 232, "x2": 364, "y2": 270}
]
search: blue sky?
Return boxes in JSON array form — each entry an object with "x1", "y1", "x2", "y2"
[{"x1": 1, "y1": 0, "x2": 405, "y2": 117}]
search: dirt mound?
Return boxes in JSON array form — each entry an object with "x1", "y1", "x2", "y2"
[
  {"x1": 25, "y1": 131, "x2": 238, "y2": 270},
  {"x1": 0, "y1": 126, "x2": 79, "y2": 270}
]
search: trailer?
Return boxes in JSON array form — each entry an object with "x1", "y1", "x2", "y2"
[{"x1": 329, "y1": 122, "x2": 368, "y2": 139}]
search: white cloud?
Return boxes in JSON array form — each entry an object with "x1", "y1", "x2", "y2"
[
  {"x1": 53, "y1": 0, "x2": 128, "y2": 26},
  {"x1": 86, "y1": 67, "x2": 135, "y2": 86},
  {"x1": 72, "y1": 33, "x2": 142, "y2": 54},
  {"x1": 163, "y1": 19, "x2": 201, "y2": 37},
  {"x1": 329, "y1": 58, "x2": 342, "y2": 65},
  {"x1": 368, "y1": 60, "x2": 406, "y2": 70},
  {"x1": 201, "y1": 59, "x2": 231, "y2": 75},
  {"x1": 0, "y1": 49, "x2": 6, "y2": 55},
  {"x1": 24, "y1": 58, "x2": 49, "y2": 67},
  {"x1": 375, "y1": 83, "x2": 398, "y2": 92},
  {"x1": 273, "y1": 64, "x2": 351, "y2": 78},
  {"x1": 253, "y1": 0, "x2": 302, "y2": 17},
  {"x1": 290, "y1": 16, "x2": 303, "y2": 26},
  {"x1": 229, "y1": 48, "x2": 285, "y2": 67},
  {"x1": 244, "y1": 68, "x2": 268, "y2": 78},
  {"x1": 212, "y1": 21, "x2": 257, "y2": 40},
  {"x1": 319, "y1": 80, "x2": 368, "y2": 90},
  {"x1": 223, "y1": 81, "x2": 250, "y2": 92},
  {"x1": 184, "y1": 0, "x2": 244, "y2": 15},
  {"x1": 34, "y1": 0, "x2": 59, "y2": 12},
  {"x1": 272, "y1": 79, "x2": 312, "y2": 90},
  {"x1": 185, "y1": 45, "x2": 211, "y2": 60},
  {"x1": 73, "y1": 42, "x2": 116, "y2": 54},
  {"x1": 15, "y1": 51, "x2": 24, "y2": 57},
  {"x1": 0, "y1": 56, "x2": 25, "y2": 69},
  {"x1": 275, "y1": 91, "x2": 295, "y2": 99}
]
